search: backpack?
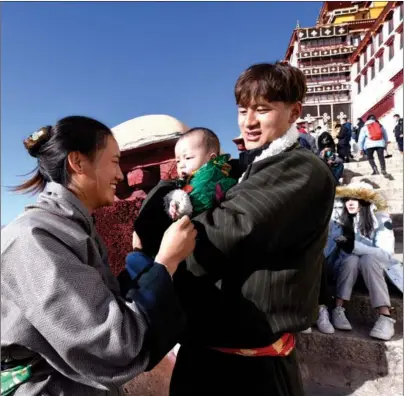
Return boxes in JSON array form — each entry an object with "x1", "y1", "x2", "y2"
[{"x1": 367, "y1": 122, "x2": 383, "y2": 141}]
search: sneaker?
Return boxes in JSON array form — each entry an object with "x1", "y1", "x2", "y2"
[
  {"x1": 332, "y1": 306, "x2": 352, "y2": 330},
  {"x1": 317, "y1": 306, "x2": 335, "y2": 334},
  {"x1": 369, "y1": 315, "x2": 395, "y2": 341},
  {"x1": 300, "y1": 327, "x2": 312, "y2": 334}
]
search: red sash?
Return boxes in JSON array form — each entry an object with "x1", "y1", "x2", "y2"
[{"x1": 210, "y1": 333, "x2": 295, "y2": 357}]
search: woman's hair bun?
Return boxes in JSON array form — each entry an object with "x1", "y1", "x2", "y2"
[{"x1": 23, "y1": 125, "x2": 52, "y2": 158}]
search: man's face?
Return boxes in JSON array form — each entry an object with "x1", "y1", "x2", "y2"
[
  {"x1": 394, "y1": 116, "x2": 400, "y2": 123},
  {"x1": 237, "y1": 100, "x2": 301, "y2": 150},
  {"x1": 175, "y1": 134, "x2": 215, "y2": 178}
]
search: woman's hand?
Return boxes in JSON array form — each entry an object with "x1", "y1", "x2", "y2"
[
  {"x1": 155, "y1": 216, "x2": 197, "y2": 276},
  {"x1": 132, "y1": 231, "x2": 143, "y2": 250}
]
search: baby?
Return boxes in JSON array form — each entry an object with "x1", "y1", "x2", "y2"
[
  {"x1": 164, "y1": 127, "x2": 236, "y2": 220},
  {"x1": 133, "y1": 127, "x2": 236, "y2": 260}
]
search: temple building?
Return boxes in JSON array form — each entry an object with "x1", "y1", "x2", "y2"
[
  {"x1": 283, "y1": 1, "x2": 389, "y2": 133},
  {"x1": 231, "y1": 1, "x2": 394, "y2": 150},
  {"x1": 350, "y1": 1, "x2": 403, "y2": 138},
  {"x1": 112, "y1": 114, "x2": 188, "y2": 200}
]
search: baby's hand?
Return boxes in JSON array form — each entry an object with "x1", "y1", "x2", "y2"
[{"x1": 169, "y1": 200, "x2": 180, "y2": 221}]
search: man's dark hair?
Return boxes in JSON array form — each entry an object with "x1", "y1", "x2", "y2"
[
  {"x1": 316, "y1": 126, "x2": 322, "y2": 130},
  {"x1": 394, "y1": 114, "x2": 401, "y2": 118},
  {"x1": 234, "y1": 62, "x2": 307, "y2": 107},
  {"x1": 179, "y1": 127, "x2": 220, "y2": 155}
]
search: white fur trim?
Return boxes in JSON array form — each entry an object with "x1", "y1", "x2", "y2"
[
  {"x1": 164, "y1": 189, "x2": 193, "y2": 218},
  {"x1": 238, "y1": 124, "x2": 299, "y2": 183}
]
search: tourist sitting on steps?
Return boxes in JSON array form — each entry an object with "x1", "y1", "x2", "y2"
[
  {"x1": 358, "y1": 114, "x2": 389, "y2": 176},
  {"x1": 324, "y1": 182, "x2": 403, "y2": 341}
]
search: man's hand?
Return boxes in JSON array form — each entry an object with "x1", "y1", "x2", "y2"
[{"x1": 132, "y1": 231, "x2": 143, "y2": 251}]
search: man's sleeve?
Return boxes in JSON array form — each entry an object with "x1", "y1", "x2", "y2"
[{"x1": 187, "y1": 154, "x2": 334, "y2": 275}]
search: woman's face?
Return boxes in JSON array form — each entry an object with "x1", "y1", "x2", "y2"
[
  {"x1": 72, "y1": 135, "x2": 124, "y2": 211},
  {"x1": 345, "y1": 199, "x2": 360, "y2": 214}
]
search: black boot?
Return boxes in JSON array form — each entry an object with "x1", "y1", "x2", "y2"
[
  {"x1": 371, "y1": 166, "x2": 380, "y2": 175},
  {"x1": 381, "y1": 169, "x2": 388, "y2": 177}
]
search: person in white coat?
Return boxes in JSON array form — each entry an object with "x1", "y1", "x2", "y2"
[{"x1": 324, "y1": 182, "x2": 402, "y2": 341}]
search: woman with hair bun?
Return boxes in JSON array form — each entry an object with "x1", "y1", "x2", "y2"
[{"x1": 1, "y1": 116, "x2": 196, "y2": 395}]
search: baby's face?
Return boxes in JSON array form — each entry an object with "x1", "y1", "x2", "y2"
[{"x1": 175, "y1": 134, "x2": 215, "y2": 179}]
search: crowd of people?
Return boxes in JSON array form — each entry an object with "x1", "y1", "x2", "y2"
[{"x1": 1, "y1": 62, "x2": 402, "y2": 396}]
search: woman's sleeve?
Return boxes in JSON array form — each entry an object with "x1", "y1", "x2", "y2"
[
  {"x1": 3, "y1": 226, "x2": 184, "y2": 389},
  {"x1": 374, "y1": 213, "x2": 395, "y2": 256}
]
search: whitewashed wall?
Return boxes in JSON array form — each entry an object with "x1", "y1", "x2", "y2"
[{"x1": 351, "y1": 4, "x2": 403, "y2": 128}]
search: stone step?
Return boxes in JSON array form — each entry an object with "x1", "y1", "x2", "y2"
[
  {"x1": 347, "y1": 174, "x2": 403, "y2": 189},
  {"x1": 298, "y1": 325, "x2": 403, "y2": 396},
  {"x1": 344, "y1": 160, "x2": 403, "y2": 171},
  {"x1": 343, "y1": 164, "x2": 403, "y2": 174},
  {"x1": 347, "y1": 291, "x2": 403, "y2": 328},
  {"x1": 389, "y1": 200, "x2": 404, "y2": 215}
]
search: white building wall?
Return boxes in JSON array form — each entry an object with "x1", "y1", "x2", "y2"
[{"x1": 351, "y1": 4, "x2": 403, "y2": 138}]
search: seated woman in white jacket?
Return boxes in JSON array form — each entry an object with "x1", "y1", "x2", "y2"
[{"x1": 324, "y1": 182, "x2": 402, "y2": 341}]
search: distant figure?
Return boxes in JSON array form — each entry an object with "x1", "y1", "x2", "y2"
[
  {"x1": 318, "y1": 131, "x2": 336, "y2": 153},
  {"x1": 297, "y1": 126, "x2": 317, "y2": 153},
  {"x1": 393, "y1": 113, "x2": 403, "y2": 154},
  {"x1": 358, "y1": 114, "x2": 389, "y2": 176},
  {"x1": 319, "y1": 147, "x2": 344, "y2": 183},
  {"x1": 311, "y1": 126, "x2": 323, "y2": 150},
  {"x1": 337, "y1": 116, "x2": 352, "y2": 162},
  {"x1": 352, "y1": 117, "x2": 364, "y2": 143}
]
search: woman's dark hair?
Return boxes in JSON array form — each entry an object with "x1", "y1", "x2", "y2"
[
  {"x1": 12, "y1": 116, "x2": 112, "y2": 195},
  {"x1": 367, "y1": 114, "x2": 377, "y2": 121},
  {"x1": 340, "y1": 198, "x2": 374, "y2": 238}
]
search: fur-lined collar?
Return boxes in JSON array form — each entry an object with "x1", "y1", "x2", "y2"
[{"x1": 239, "y1": 124, "x2": 299, "y2": 183}]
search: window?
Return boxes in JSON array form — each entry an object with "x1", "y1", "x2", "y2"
[
  {"x1": 379, "y1": 54, "x2": 384, "y2": 71},
  {"x1": 364, "y1": 71, "x2": 368, "y2": 87},
  {"x1": 357, "y1": 80, "x2": 361, "y2": 94},
  {"x1": 389, "y1": 42, "x2": 395, "y2": 60},
  {"x1": 400, "y1": 3, "x2": 403, "y2": 20},
  {"x1": 371, "y1": 63, "x2": 375, "y2": 80},
  {"x1": 356, "y1": 61, "x2": 360, "y2": 74},
  {"x1": 363, "y1": 50, "x2": 368, "y2": 65},
  {"x1": 378, "y1": 28, "x2": 384, "y2": 46},
  {"x1": 388, "y1": 16, "x2": 394, "y2": 34},
  {"x1": 401, "y1": 31, "x2": 403, "y2": 49},
  {"x1": 370, "y1": 39, "x2": 375, "y2": 56}
]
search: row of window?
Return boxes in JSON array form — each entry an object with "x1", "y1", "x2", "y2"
[
  {"x1": 356, "y1": 5, "x2": 403, "y2": 72},
  {"x1": 356, "y1": 37, "x2": 400, "y2": 94}
]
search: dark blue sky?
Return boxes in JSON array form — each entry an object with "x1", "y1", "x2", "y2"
[{"x1": 1, "y1": 1, "x2": 320, "y2": 224}]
